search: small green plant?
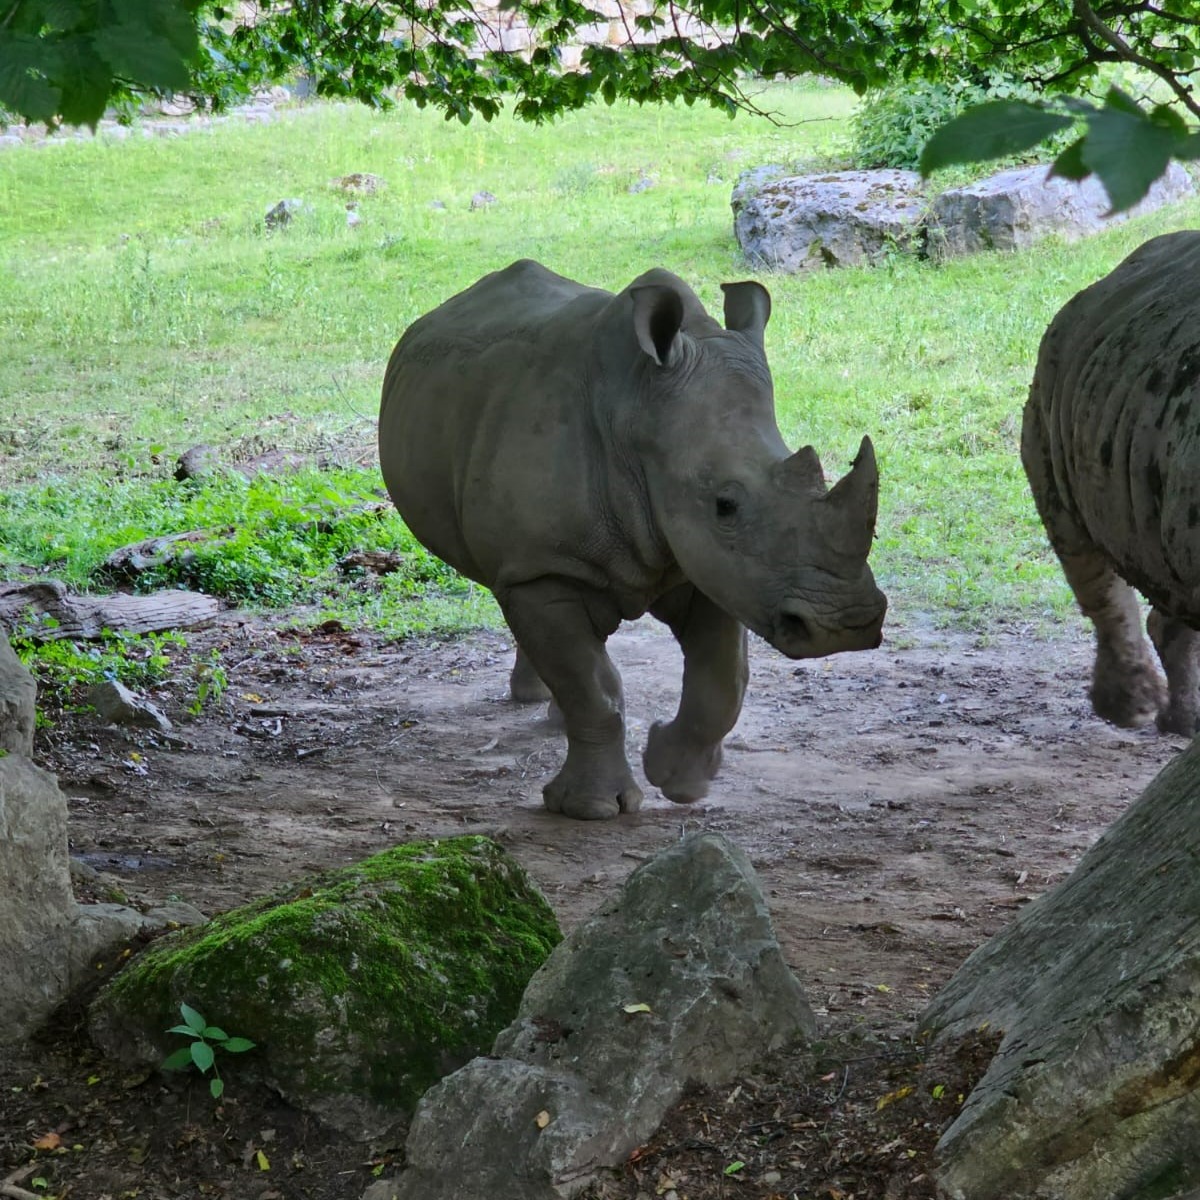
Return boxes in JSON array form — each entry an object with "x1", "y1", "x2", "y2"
[
  {"x1": 188, "y1": 648, "x2": 228, "y2": 715},
  {"x1": 162, "y1": 1002, "x2": 256, "y2": 1099}
]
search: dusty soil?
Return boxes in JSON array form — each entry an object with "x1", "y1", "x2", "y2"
[{"x1": 0, "y1": 610, "x2": 1185, "y2": 1199}]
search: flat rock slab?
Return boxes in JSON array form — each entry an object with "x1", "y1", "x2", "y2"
[
  {"x1": 392, "y1": 831, "x2": 815, "y2": 1200},
  {"x1": 922, "y1": 737, "x2": 1200, "y2": 1199},
  {"x1": 732, "y1": 169, "x2": 925, "y2": 271},
  {"x1": 928, "y1": 162, "x2": 1196, "y2": 258}
]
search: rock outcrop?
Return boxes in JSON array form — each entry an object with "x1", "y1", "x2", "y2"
[
  {"x1": 732, "y1": 168, "x2": 925, "y2": 271},
  {"x1": 927, "y1": 162, "x2": 1196, "y2": 259},
  {"x1": 731, "y1": 162, "x2": 1196, "y2": 272},
  {"x1": 0, "y1": 636, "x2": 155, "y2": 1045},
  {"x1": 389, "y1": 832, "x2": 815, "y2": 1200},
  {"x1": 89, "y1": 836, "x2": 560, "y2": 1140},
  {"x1": 923, "y1": 737, "x2": 1200, "y2": 1200}
]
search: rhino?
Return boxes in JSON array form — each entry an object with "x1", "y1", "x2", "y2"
[
  {"x1": 379, "y1": 260, "x2": 887, "y2": 819},
  {"x1": 1023, "y1": 230, "x2": 1200, "y2": 736}
]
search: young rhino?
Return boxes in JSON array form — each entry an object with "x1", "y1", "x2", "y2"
[
  {"x1": 379, "y1": 260, "x2": 887, "y2": 819},
  {"x1": 1023, "y1": 230, "x2": 1200, "y2": 735}
]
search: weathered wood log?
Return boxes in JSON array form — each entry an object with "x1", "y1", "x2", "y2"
[
  {"x1": 96, "y1": 528, "x2": 232, "y2": 584},
  {"x1": 0, "y1": 580, "x2": 220, "y2": 640}
]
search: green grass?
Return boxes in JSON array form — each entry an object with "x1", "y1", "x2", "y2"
[{"x1": 2, "y1": 79, "x2": 1198, "y2": 649}]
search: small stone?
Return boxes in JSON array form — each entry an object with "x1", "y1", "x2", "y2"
[
  {"x1": 627, "y1": 175, "x2": 654, "y2": 194},
  {"x1": 470, "y1": 190, "x2": 497, "y2": 210},
  {"x1": 346, "y1": 203, "x2": 362, "y2": 228},
  {"x1": 331, "y1": 172, "x2": 385, "y2": 195},
  {"x1": 264, "y1": 198, "x2": 308, "y2": 229},
  {"x1": 361, "y1": 1181, "x2": 399, "y2": 1200},
  {"x1": 88, "y1": 680, "x2": 173, "y2": 732},
  {"x1": 143, "y1": 900, "x2": 208, "y2": 928},
  {"x1": 175, "y1": 443, "x2": 217, "y2": 481}
]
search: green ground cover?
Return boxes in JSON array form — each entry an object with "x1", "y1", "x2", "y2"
[{"x1": 2, "y1": 80, "x2": 1197, "y2": 666}]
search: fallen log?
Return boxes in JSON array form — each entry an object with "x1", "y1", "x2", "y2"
[
  {"x1": 96, "y1": 528, "x2": 233, "y2": 584},
  {"x1": 0, "y1": 580, "x2": 220, "y2": 640}
]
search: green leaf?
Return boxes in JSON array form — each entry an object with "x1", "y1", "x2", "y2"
[
  {"x1": 919, "y1": 100, "x2": 1073, "y2": 176},
  {"x1": 1080, "y1": 98, "x2": 1181, "y2": 213},
  {"x1": 166, "y1": 1024, "x2": 199, "y2": 1036},
  {"x1": 54, "y1": 34, "x2": 113, "y2": 127},
  {"x1": 93, "y1": 21, "x2": 193, "y2": 91},
  {"x1": 201, "y1": 1026, "x2": 229, "y2": 1041},
  {"x1": 179, "y1": 1003, "x2": 207, "y2": 1033},
  {"x1": 222, "y1": 1037, "x2": 256, "y2": 1053},
  {"x1": 190, "y1": 1040, "x2": 216, "y2": 1073},
  {"x1": 210, "y1": 1076, "x2": 225, "y2": 1099},
  {"x1": 1048, "y1": 136, "x2": 1089, "y2": 182},
  {"x1": 1178, "y1": 133, "x2": 1200, "y2": 161},
  {"x1": 0, "y1": 32, "x2": 62, "y2": 123},
  {"x1": 724, "y1": 1161, "x2": 746, "y2": 1176},
  {"x1": 161, "y1": 1047, "x2": 194, "y2": 1071},
  {"x1": 1102, "y1": 85, "x2": 1142, "y2": 117}
]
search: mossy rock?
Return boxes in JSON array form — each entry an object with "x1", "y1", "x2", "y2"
[{"x1": 88, "y1": 836, "x2": 561, "y2": 1138}]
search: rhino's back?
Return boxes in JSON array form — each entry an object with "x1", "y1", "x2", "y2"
[
  {"x1": 378, "y1": 261, "x2": 638, "y2": 590},
  {"x1": 1024, "y1": 230, "x2": 1200, "y2": 613}
]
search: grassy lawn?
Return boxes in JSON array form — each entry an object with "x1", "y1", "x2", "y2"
[{"x1": 2, "y1": 79, "x2": 1197, "y2": 657}]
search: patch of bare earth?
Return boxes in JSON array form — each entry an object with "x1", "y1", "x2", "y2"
[{"x1": 0, "y1": 613, "x2": 1183, "y2": 1199}]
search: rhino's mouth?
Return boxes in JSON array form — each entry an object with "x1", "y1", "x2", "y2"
[{"x1": 768, "y1": 603, "x2": 885, "y2": 660}]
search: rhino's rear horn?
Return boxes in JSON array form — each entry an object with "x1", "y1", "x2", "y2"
[
  {"x1": 720, "y1": 281, "x2": 771, "y2": 346},
  {"x1": 826, "y1": 436, "x2": 879, "y2": 555},
  {"x1": 631, "y1": 284, "x2": 685, "y2": 367},
  {"x1": 774, "y1": 444, "x2": 826, "y2": 491}
]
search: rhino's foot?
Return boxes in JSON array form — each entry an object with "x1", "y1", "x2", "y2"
[
  {"x1": 542, "y1": 762, "x2": 643, "y2": 820},
  {"x1": 510, "y1": 674, "x2": 553, "y2": 704},
  {"x1": 1090, "y1": 660, "x2": 1166, "y2": 729},
  {"x1": 643, "y1": 721, "x2": 722, "y2": 805},
  {"x1": 1156, "y1": 701, "x2": 1200, "y2": 738}
]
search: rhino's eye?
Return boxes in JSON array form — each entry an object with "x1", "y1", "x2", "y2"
[{"x1": 715, "y1": 496, "x2": 739, "y2": 520}]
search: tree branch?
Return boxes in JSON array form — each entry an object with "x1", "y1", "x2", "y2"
[{"x1": 1073, "y1": 0, "x2": 1200, "y2": 119}]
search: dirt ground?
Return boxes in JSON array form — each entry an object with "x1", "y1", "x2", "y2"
[{"x1": 0, "y1": 609, "x2": 1186, "y2": 1199}]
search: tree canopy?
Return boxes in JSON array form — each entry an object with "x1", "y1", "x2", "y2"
[{"x1": 2, "y1": 1, "x2": 1198, "y2": 207}]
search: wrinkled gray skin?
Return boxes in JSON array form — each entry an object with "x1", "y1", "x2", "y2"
[
  {"x1": 1023, "y1": 230, "x2": 1200, "y2": 736},
  {"x1": 380, "y1": 260, "x2": 887, "y2": 819}
]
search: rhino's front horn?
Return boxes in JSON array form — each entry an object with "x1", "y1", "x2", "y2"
[{"x1": 825, "y1": 436, "x2": 879, "y2": 557}]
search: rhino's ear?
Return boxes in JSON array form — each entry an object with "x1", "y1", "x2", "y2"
[
  {"x1": 631, "y1": 284, "x2": 685, "y2": 367},
  {"x1": 720, "y1": 281, "x2": 771, "y2": 345}
]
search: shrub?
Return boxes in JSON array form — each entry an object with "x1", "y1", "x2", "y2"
[{"x1": 850, "y1": 71, "x2": 1074, "y2": 172}]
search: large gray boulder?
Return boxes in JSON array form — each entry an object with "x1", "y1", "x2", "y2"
[
  {"x1": 0, "y1": 637, "x2": 152, "y2": 1044},
  {"x1": 922, "y1": 737, "x2": 1200, "y2": 1200},
  {"x1": 928, "y1": 162, "x2": 1196, "y2": 258},
  {"x1": 392, "y1": 831, "x2": 815, "y2": 1200},
  {"x1": 732, "y1": 168, "x2": 925, "y2": 271}
]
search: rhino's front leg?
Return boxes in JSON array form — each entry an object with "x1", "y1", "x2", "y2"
[
  {"x1": 644, "y1": 585, "x2": 748, "y2": 803},
  {"x1": 498, "y1": 580, "x2": 643, "y2": 820},
  {"x1": 1058, "y1": 550, "x2": 1167, "y2": 728},
  {"x1": 1147, "y1": 608, "x2": 1200, "y2": 735}
]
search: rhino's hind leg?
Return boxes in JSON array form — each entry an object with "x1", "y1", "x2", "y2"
[
  {"x1": 509, "y1": 645, "x2": 552, "y2": 703},
  {"x1": 499, "y1": 580, "x2": 643, "y2": 820},
  {"x1": 1147, "y1": 608, "x2": 1200, "y2": 735},
  {"x1": 1058, "y1": 550, "x2": 1167, "y2": 728},
  {"x1": 644, "y1": 585, "x2": 748, "y2": 804}
]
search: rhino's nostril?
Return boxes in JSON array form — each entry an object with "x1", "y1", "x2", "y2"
[{"x1": 778, "y1": 610, "x2": 810, "y2": 644}]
